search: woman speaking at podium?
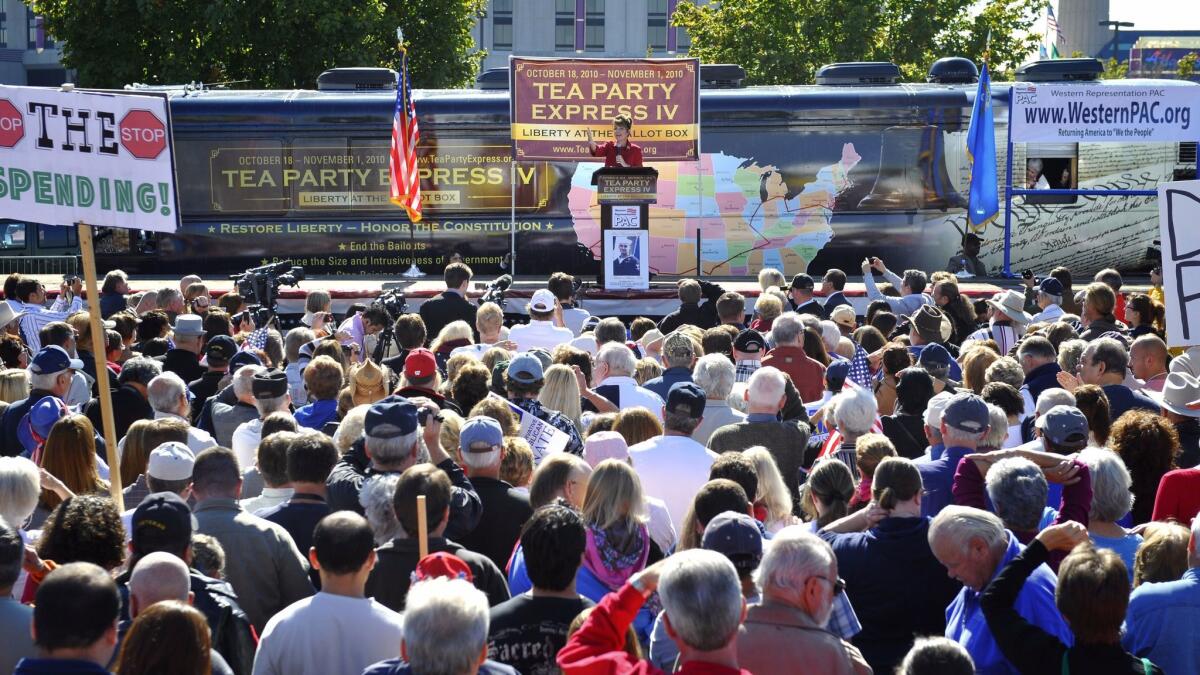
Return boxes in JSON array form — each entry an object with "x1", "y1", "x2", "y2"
[{"x1": 587, "y1": 114, "x2": 643, "y2": 168}]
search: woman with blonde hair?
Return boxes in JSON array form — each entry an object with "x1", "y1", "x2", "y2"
[
  {"x1": 117, "y1": 601, "x2": 211, "y2": 675},
  {"x1": 749, "y1": 293, "x2": 784, "y2": 332},
  {"x1": 613, "y1": 407, "x2": 663, "y2": 447},
  {"x1": 0, "y1": 368, "x2": 29, "y2": 404},
  {"x1": 35, "y1": 415, "x2": 108, "y2": 526},
  {"x1": 852, "y1": 433, "x2": 897, "y2": 510},
  {"x1": 634, "y1": 357, "x2": 662, "y2": 385},
  {"x1": 758, "y1": 267, "x2": 786, "y2": 291},
  {"x1": 962, "y1": 345, "x2": 1000, "y2": 394},
  {"x1": 579, "y1": 459, "x2": 658, "y2": 642},
  {"x1": 1132, "y1": 522, "x2": 1190, "y2": 587},
  {"x1": 538, "y1": 364, "x2": 584, "y2": 432},
  {"x1": 431, "y1": 320, "x2": 475, "y2": 368},
  {"x1": 744, "y1": 446, "x2": 799, "y2": 533}
]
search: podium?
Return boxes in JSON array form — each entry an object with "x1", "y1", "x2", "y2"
[{"x1": 592, "y1": 167, "x2": 658, "y2": 291}]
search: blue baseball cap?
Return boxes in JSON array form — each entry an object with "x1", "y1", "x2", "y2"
[
  {"x1": 825, "y1": 359, "x2": 851, "y2": 384},
  {"x1": 228, "y1": 350, "x2": 262, "y2": 370},
  {"x1": 918, "y1": 343, "x2": 952, "y2": 369},
  {"x1": 365, "y1": 395, "x2": 420, "y2": 438},
  {"x1": 18, "y1": 395, "x2": 69, "y2": 453},
  {"x1": 29, "y1": 345, "x2": 83, "y2": 375},
  {"x1": 460, "y1": 416, "x2": 504, "y2": 453},
  {"x1": 1035, "y1": 405, "x2": 1089, "y2": 448},
  {"x1": 667, "y1": 381, "x2": 706, "y2": 418},
  {"x1": 1038, "y1": 277, "x2": 1064, "y2": 297},
  {"x1": 941, "y1": 392, "x2": 991, "y2": 434},
  {"x1": 506, "y1": 353, "x2": 544, "y2": 385},
  {"x1": 702, "y1": 511, "x2": 763, "y2": 574}
]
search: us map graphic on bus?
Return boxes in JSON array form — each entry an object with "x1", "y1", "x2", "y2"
[{"x1": 569, "y1": 145, "x2": 861, "y2": 276}]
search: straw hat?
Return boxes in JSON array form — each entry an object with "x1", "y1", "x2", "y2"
[
  {"x1": 987, "y1": 290, "x2": 1033, "y2": 324},
  {"x1": 349, "y1": 360, "x2": 387, "y2": 407},
  {"x1": 1149, "y1": 372, "x2": 1200, "y2": 418}
]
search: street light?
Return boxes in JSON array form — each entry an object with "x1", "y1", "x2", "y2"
[{"x1": 1099, "y1": 20, "x2": 1135, "y2": 62}]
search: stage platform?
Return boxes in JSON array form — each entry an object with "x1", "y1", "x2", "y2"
[{"x1": 36, "y1": 274, "x2": 1147, "y2": 320}]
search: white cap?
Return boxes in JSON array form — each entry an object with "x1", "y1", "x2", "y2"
[
  {"x1": 530, "y1": 289, "x2": 557, "y2": 313},
  {"x1": 569, "y1": 335, "x2": 598, "y2": 356},
  {"x1": 147, "y1": 441, "x2": 196, "y2": 481},
  {"x1": 924, "y1": 391, "x2": 955, "y2": 429}
]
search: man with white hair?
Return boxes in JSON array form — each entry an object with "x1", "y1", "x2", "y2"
[
  {"x1": 709, "y1": 366, "x2": 810, "y2": 512},
  {"x1": 690, "y1": 354, "x2": 745, "y2": 446},
  {"x1": 1123, "y1": 513, "x2": 1200, "y2": 674},
  {"x1": 125, "y1": 551, "x2": 236, "y2": 675},
  {"x1": 915, "y1": 393, "x2": 991, "y2": 518},
  {"x1": 1016, "y1": 337, "x2": 1061, "y2": 434},
  {"x1": 762, "y1": 312, "x2": 825, "y2": 402},
  {"x1": 147, "y1": 372, "x2": 217, "y2": 454},
  {"x1": 1030, "y1": 277, "x2": 1065, "y2": 324},
  {"x1": 231, "y1": 369, "x2": 293, "y2": 470},
  {"x1": 826, "y1": 385, "x2": 877, "y2": 480},
  {"x1": 0, "y1": 345, "x2": 76, "y2": 452},
  {"x1": 84, "y1": 354, "x2": 160, "y2": 442},
  {"x1": 456, "y1": 417, "x2": 533, "y2": 572},
  {"x1": 208, "y1": 362, "x2": 265, "y2": 448},
  {"x1": 558, "y1": 550, "x2": 748, "y2": 675},
  {"x1": 929, "y1": 505, "x2": 1069, "y2": 674},
  {"x1": 922, "y1": 391, "x2": 953, "y2": 460},
  {"x1": 592, "y1": 342, "x2": 665, "y2": 417},
  {"x1": 738, "y1": 527, "x2": 870, "y2": 674},
  {"x1": 644, "y1": 332, "x2": 697, "y2": 400},
  {"x1": 325, "y1": 396, "x2": 482, "y2": 542},
  {"x1": 255, "y1": 512, "x2": 405, "y2": 675},
  {"x1": 364, "y1": 577, "x2": 515, "y2": 675}
]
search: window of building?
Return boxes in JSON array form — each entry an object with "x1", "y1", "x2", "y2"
[
  {"x1": 493, "y1": 0, "x2": 513, "y2": 51},
  {"x1": 26, "y1": 10, "x2": 52, "y2": 50},
  {"x1": 0, "y1": 223, "x2": 26, "y2": 250},
  {"x1": 677, "y1": 26, "x2": 691, "y2": 53},
  {"x1": 555, "y1": 0, "x2": 575, "y2": 51},
  {"x1": 586, "y1": 0, "x2": 604, "y2": 52},
  {"x1": 38, "y1": 224, "x2": 76, "y2": 248},
  {"x1": 648, "y1": 0, "x2": 667, "y2": 51},
  {"x1": 0, "y1": 13, "x2": 8, "y2": 49},
  {"x1": 1024, "y1": 143, "x2": 1077, "y2": 205}
]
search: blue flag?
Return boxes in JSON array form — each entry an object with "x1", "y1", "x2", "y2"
[{"x1": 966, "y1": 63, "x2": 998, "y2": 229}]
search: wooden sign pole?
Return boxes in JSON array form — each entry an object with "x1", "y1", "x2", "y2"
[
  {"x1": 78, "y1": 222, "x2": 123, "y2": 511},
  {"x1": 416, "y1": 494, "x2": 429, "y2": 559}
]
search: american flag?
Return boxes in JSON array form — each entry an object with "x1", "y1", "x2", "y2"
[
  {"x1": 389, "y1": 42, "x2": 422, "y2": 223},
  {"x1": 1046, "y1": 5, "x2": 1063, "y2": 42},
  {"x1": 816, "y1": 377, "x2": 885, "y2": 460},
  {"x1": 242, "y1": 327, "x2": 268, "y2": 352}
]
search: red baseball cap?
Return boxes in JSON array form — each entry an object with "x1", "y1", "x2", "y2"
[
  {"x1": 410, "y1": 552, "x2": 474, "y2": 584},
  {"x1": 404, "y1": 348, "x2": 438, "y2": 379}
]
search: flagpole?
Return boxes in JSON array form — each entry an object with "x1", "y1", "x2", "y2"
[{"x1": 397, "y1": 28, "x2": 426, "y2": 279}]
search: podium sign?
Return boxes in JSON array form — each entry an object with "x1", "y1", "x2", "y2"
[{"x1": 593, "y1": 168, "x2": 657, "y2": 291}]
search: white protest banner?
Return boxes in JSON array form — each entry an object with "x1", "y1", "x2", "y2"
[
  {"x1": 1158, "y1": 179, "x2": 1200, "y2": 348},
  {"x1": 489, "y1": 392, "x2": 569, "y2": 464},
  {"x1": 0, "y1": 85, "x2": 178, "y2": 232},
  {"x1": 1011, "y1": 83, "x2": 1200, "y2": 143}
]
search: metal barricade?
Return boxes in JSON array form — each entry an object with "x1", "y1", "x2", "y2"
[{"x1": 0, "y1": 255, "x2": 82, "y2": 276}]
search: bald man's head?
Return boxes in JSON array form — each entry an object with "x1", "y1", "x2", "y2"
[
  {"x1": 1130, "y1": 335, "x2": 1169, "y2": 382},
  {"x1": 129, "y1": 551, "x2": 191, "y2": 618}
]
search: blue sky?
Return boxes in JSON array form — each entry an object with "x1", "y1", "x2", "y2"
[{"x1": 1109, "y1": 0, "x2": 1200, "y2": 30}]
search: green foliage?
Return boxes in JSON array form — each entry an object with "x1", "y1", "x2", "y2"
[
  {"x1": 1177, "y1": 52, "x2": 1199, "y2": 80},
  {"x1": 1101, "y1": 57, "x2": 1129, "y2": 80},
  {"x1": 29, "y1": 0, "x2": 485, "y2": 90},
  {"x1": 673, "y1": 0, "x2": 1046, "y2": 85}
]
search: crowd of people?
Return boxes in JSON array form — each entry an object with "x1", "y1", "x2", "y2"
[{"x1": 0, "y1": 258, "x2": 1198, "y2": 675}]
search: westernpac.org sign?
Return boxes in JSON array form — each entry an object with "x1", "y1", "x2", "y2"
[
  {"x1": 0, "y1": 85, "x2": 178, "y2": 232},
  {"x1": 1011, "y1": 82, "x2": 1200, "y2": 143},
  {"x1": 510, "y1": 57, "x2": 700, "y2": 161}
]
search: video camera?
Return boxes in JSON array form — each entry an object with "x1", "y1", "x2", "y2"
[
  {"x1": 369, "y1": 287, "x2": 409, "y2": 363},
  {"x1": 234, "y1": 305, "x2": 274, "y2": 330},
  {"x1": 229, "y1": 261, "x2": 305, "y2": 324},
  {"x1": 480, "y1": 274, "x2": 512, "y2": 308}
]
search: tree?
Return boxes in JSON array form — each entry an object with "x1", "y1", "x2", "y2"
[
  {"x1": 1101, "y1": 57, "x2": 1129, "y2": 80},
  {"x1": 1177, "y1": 52, "x2": 1199, "y2": 80},
  {"x1": 30, "y1": 0, "x2": 485, "y2": 90},
  {"x1": 673, "y1": 0, "x2": 1045, "y2": 86}
]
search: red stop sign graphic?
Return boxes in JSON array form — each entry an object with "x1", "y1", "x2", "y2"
[
  {"x1": 0, "y1": 99, "x2": 24, "y2": 148},
  {"x1": 119, "y1": 109, "x2": 166, "y2": 159}
]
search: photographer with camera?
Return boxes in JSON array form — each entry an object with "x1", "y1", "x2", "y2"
[
  {"x1": 548, "y1": 272, "x2": 590, "y2": 337},
  {"x1": 419, "y1": 263, "x2": 477, "y2": 345},
  {"x1": 336, "y1": 305, "x2": 392, "y2": 365}
]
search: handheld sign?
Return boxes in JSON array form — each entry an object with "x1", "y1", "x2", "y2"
[
  {"x1": 488, "y1": 392, "x2": 570, "y2": 464},
  {"x1": 1158, "y1": 179, "x2": 1200, "y2": 347}
]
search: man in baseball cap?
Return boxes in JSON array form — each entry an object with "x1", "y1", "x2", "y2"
[
  {"x1": 508, "y1": 288, "x2": 573, "y2": 353},
  {"x1": 789, "y1": 274, "x2": 822, "y2": 316},
  {"x1": 162, "y1": 314, "x2": 207, "y2": 383},
  {"x1": 1035, "y1": 405, "x2": 1089, "y2": 452},
  {"x1": 916, "y1": 392, "x2": 991, "y2": 517},
  {"x1": 918, "y1": 343, "x2": 958, "y2": 394},
  {"x1": 191, "y1": 335, "x2": 238, "y2": 414},
  {"x1": 456, "y1": 416, "x2": 532, "y2": 570},
  {"x1": 230, "y1": 368, "x2": 292, "y2": 469},
  {"x1": 501, "y1": 353, "x2": 584, "y2": 459},
  {"x1": 732, "y1": 329, "x2": 765, "y2": 383},
  {"x1": 394, "y1": 347, "x2": 462, "y2": 415},
  {"x1": 1, "y1": 346, "x2": 80, "y2": 451},
  {"x1": 644, "y1": 332, "x2": 696, "y2": 400},
  {"x1": 1031, "y1": 276, "x2": 1065, "y2": 324}
]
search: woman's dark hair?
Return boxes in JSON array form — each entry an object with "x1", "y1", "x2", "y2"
[
  {"x1": 1110, "y1": 409, "x2": 1180, "y2": 526},
  {"x1": 708, "y1": 452, "x2": 759, "y2": 504},
  {"x1": 802, "y1": 328, "x2": 830, "y2": 366},
  {"x1": 1126, "y1": 292, "x2": 1165, "y2": 336},
  {"x1": 982, "y1": 382, "x2": 1024, "y2": 419},
  {"x1": 935, "y1": 281, "x2": 978, "y2": 344},
  {"x1": 894, "y1": 367, "x2": 935, "y2": 417},
  {"x1": 553, "y1": 345, "x2": 593, "y2": 386},
  {"x1": 613, "y1": 114, "x2": 632, "y2": 130},
  {"x1": 870, "y1": 311, "x2": 899, "y2": 339},
  {"x1": 872, "y1": 457, "x2": 923, "y2": 510},
  {"x1": 693, "y1": 479, "x2": 750, "y2": 528},
  {"x1": 0, "y1": 335, "x2": 25, "y2": 368},
  {"x1": 865, "y1": 300, "x2": 892, "y2": 327},
  {"x1": 521, "y1": 504, "x2": 587, "y2": 592},
  {"x1": 1055, "y1": 544, "x2": 1130, "y2": 644},
  {"x1": 852, "y1": 326, "x2": 887, "y2": 356},
  {"x1": 629, "y1": 317, "x2": 656, "y2": 342},
  {"x1": 1072, "y1": 384, "x2": 1111, "y2": 447},
  {"x1": 116, "y1": 601, "x2": 211, "y2": 675},
  {"x1": 452, "y1": 362, "x2": 491, "y2": 417},
  {"x1": 135, "y1": 311, "x2": 170, "y2": 342},
  {"x1": 585, "y1": 413, "x2": 617, "y2": 437},
  {"x1": 1044, "y1": 321, "x2": 1079, "y2": 350},
  {"x1": 36, "y1": 494, "x2": 125, "y2": 571},
  {"x1": 802, "y1": 459, "x2": 854, "y2": 527},
  {"x1": 881, "y1": 344, "x2": 913, "y2": 378}
]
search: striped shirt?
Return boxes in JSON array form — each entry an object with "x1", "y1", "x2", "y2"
[
  {"x1": 967, "y1": 320, "x2": 1022, "y2": 356},
  {"x1": 735, "y1": 359, "x2": 761, "y2": 383},
  {"x1": 17, "y1": 295, "x2": 85, "y2": 353}
]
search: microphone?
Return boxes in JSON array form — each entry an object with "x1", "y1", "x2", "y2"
[{"x1": 493, "y1": 274, "x2": 513, "y2": 292}]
